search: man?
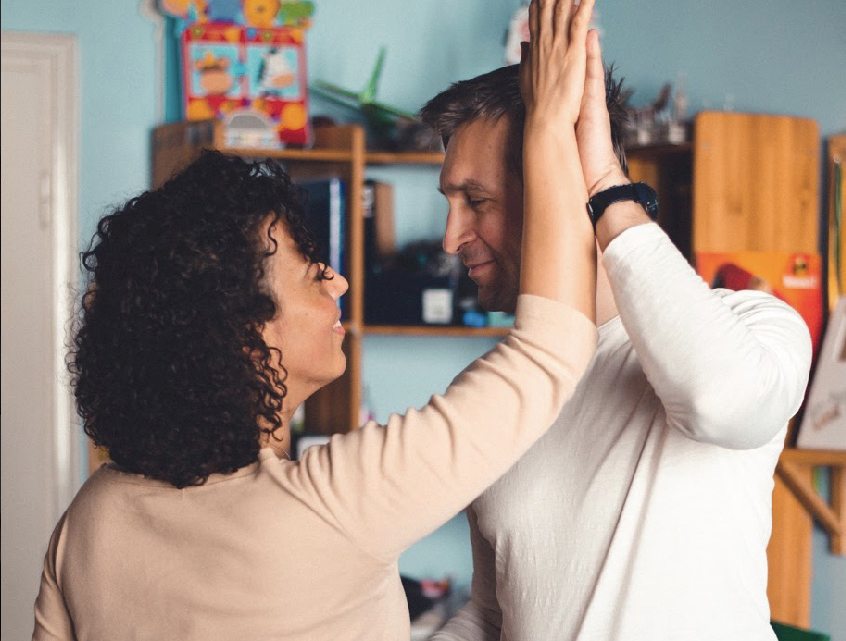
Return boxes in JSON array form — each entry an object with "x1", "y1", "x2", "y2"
[{"x1": 422, "y1": 22, "x2": 812, "y2": 641}]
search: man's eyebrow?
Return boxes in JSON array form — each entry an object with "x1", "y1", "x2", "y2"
[{"x1": 438, "y1": 179, "x2": 487, "y2": 195}]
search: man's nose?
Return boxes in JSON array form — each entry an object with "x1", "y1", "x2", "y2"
[{"x1": 442, "y1": 207, "x2": 475, "y2": 255}]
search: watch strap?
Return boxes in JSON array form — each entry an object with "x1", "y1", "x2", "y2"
[{"x1": 586, "y1": 182, "x2": 659, "y2": 227}]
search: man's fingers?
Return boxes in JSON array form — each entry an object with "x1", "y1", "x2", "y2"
[
  {"x1": 582, "y1": 30, "x2": 608, "y2": 120},
  {"x1": 585, "y1": 29, "x2": 604, "y2": 81}
]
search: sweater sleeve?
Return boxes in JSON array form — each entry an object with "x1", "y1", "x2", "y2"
[
  {"x1": 431, "y1": 507, "x2": 502, "y2": 641},
  {"x1": 32, "y1": 512, "x2": 77, "y2": 641},
  {"x1": 602, "y1": 223, "x2": 812, "y2": 449},
  {"x1": 283, "y1": 294, "x2": 597, "y2": 561}
]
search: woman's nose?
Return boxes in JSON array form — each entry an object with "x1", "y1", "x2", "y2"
[{"x1": 330, "y1": 272, "x2": 349, "y2": 300}]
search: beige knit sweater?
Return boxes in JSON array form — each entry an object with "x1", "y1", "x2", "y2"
[{"x1": 32, "y1": 294, "x2": 596, "y2": 641}]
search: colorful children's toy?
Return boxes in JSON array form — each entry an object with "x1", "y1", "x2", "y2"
[{"x1": 159, "y1": 0, "x2": 315, "y2": 146}]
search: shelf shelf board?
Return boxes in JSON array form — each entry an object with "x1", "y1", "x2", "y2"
[
  {"x1": 625, "y1": 141, "x2": 693, "y2": 158},
  {"x1": 215, "y1": 146, "x2": 444, "y2": 166},
  {"x1": 365, "y1": 151, "x2": 444, "y2": 165},
  {"x1": 220, "y1": 145, "x2": 354, "y2": 163},
  {"x1": 364, "y1": 324, "x2": 509, "y2": 337},
  {"x1": 780, "y1": 448, "x2": 846, "y2": 466}
]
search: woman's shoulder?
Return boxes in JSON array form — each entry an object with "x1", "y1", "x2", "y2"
[{"x1": 68, "y1": 459, "x2": 264, "y2": 514}]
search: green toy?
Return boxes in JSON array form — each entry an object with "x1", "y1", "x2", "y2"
[{"x1": 311, "y1": 48, "x2": 434, "y2": 150}]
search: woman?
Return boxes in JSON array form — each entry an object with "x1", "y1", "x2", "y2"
[{"x1": 33, "y1": 1, "x2": 597, "y2": 638}]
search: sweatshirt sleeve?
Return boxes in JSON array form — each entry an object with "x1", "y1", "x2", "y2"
[
  {"x1": 602, "y1": 223, "x2": 812, "y2": 449},
  {"x1": 283, "y1": 294, "x2": 597, "y2": 561},
  {"x1": 431, "y1": 507, "x2": 502, "y2": 641},
  {"x1": 32, "y1": 512, "x2": 77, "y2": 641}
]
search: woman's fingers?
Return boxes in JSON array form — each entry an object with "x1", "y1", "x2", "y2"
[
  {"x1": 531, "y1": 0, "x2": 575, "y2": 55},
  {"x1": 523, "y1": 0, "x2": 592, "y2": 124},
  {"x1": 570, "y1": 0, "x2": 595, "y2": 46},
  {"x1": 529, "y1": 0, "x2": 542, "y2": 63},
  {"x1": 520, "y1": 40, "x2": 533, "y2": 106},
  {"x1": 529, "y1": 0, "x2": 539, "y2": 49},
  {"x1": 538, "y1": 0, "x2": 554, "y2": 50},
  {"x1": 552, "y1": 0, "x2": 572, "y2": 42}
]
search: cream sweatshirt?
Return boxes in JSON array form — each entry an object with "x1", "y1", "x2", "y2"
[
  {"x1": 433, "y1": 224, "x2": 813, "y2": 641},
  {"x1": 32, "y1": 294, "x2": 597, "y2": 641}
]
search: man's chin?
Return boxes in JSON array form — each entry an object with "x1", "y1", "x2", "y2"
[{"x1": 478, "y1": 288, "x2": 517, "y2": 315}]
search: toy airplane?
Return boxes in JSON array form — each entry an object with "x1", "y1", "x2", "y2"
[{"x1": 310, "y1": 47, "x2": 418, "y2": 138}]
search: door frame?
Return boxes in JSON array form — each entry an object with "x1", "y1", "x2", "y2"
[{"x1": 2, "y1": 31, "x2": 81, "y2": 511}]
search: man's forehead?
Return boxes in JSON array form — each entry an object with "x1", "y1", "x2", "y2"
[{"x1": 440, "y1": 118, "x2": 512, "y2": 192}]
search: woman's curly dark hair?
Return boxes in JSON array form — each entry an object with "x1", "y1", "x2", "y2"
[{"x1": 70, "y1": 150, "x2": 326, "y2": 488}]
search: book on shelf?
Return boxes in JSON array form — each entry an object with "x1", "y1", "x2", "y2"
[
  {"x1": 363, "y1": 179, "x2": 396, "y2": 270},
  {"x1": 300, "y1": 177, "x2": 346, "y2": 316}
]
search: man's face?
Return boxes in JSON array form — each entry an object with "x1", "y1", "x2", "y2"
[{"x1": 439, "y1": 117, "x2": 524, "y2": 313}]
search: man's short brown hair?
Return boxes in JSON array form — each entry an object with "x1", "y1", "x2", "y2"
[{"x1": 420, "y1": 63, "x2": 628, "y2": 179}]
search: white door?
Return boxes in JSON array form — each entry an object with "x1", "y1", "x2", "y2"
[{"x1": 1, "y1": 32, "x2": 80, "y2": 640}]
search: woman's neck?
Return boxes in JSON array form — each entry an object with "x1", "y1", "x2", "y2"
[{"x1": 258, "y1": 405, "x2": 296, "y2": 459}]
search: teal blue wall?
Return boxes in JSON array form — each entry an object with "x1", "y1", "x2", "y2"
[
  {"x1": 3, "y1": 0, "x2": 844, "y2": 636},
  {"x1": 2, "y1": 0, "x2": 161, "y2": 244}
]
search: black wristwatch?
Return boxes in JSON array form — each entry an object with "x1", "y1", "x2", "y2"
[{"x1": 586, "y1": 182, "x2": 659, "y2": 227}]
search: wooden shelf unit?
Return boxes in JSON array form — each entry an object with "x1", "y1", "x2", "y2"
[
  {"x1": 152, "y1": 115, "x2": 842, "y2": 628},
  {"x1": 365, "y1": 151, "x2": 445, "y2": 166},
  {"x1": 364, "y1": 325, "x2": 509, "y2": 338}
]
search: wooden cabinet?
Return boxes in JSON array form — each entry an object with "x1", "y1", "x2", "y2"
[
  {"x1": 152, "y1": 119, "x2": 504, "y2": 436},
  {"x1": 626, "y1": 111, "x2": 820, "y2": 260},
  {"x1": 692, "y1": 112, "x2": 819, "y2": 253}
]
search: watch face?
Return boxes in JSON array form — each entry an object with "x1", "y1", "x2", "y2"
[{"x1": 634, "y1": 182, "x2": 659, "y2": 220}]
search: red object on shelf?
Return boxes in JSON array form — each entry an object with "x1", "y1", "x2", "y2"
[{"x1": 696, "y1": 251, "x2": 824, "y2": 356}]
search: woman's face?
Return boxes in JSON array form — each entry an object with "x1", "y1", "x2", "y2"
[{"x1": 260, "y1": 221, "x2": 348, "y2": 403}]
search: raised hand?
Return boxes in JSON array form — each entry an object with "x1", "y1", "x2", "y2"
[
  {"x1": 576, "y1": 29, "x2": 629, "y2": 196},
  {"x1": 518, "y1": 0, "x2": 597, "y2": 321},
  {"x1": 520, "y1": 0, "x2": 596, "y2": 129}
]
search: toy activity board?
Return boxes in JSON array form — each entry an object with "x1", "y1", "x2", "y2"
[{"x1": 160, "y1": 0, "x2": 315, "y2": 146}]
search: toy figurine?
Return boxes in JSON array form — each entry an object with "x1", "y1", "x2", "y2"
[{"x1": 311, "y1": 48, "x2": 439, "y2": 151}]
